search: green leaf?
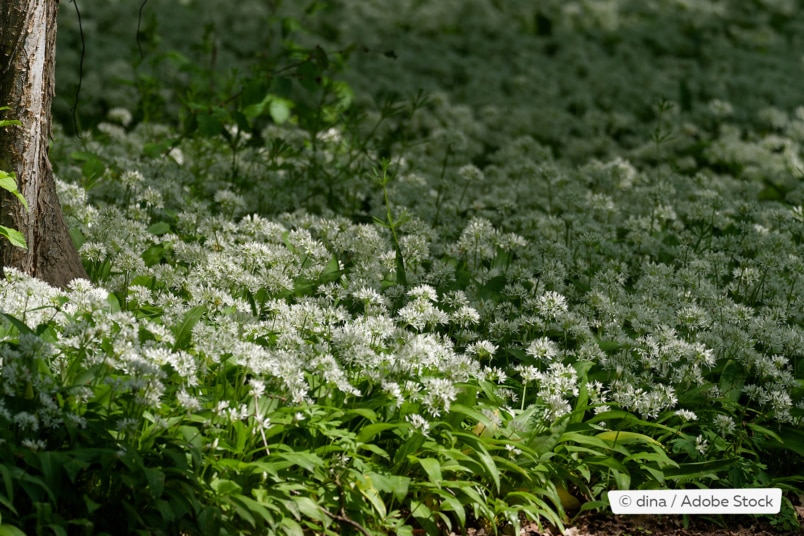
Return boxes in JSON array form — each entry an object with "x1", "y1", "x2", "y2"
[
  {"x1": 393, "y1": 432, "x2": 425, "y2": 467},
  {"x1": 172, "y1": 305, "x2": 206, "y2": 350},
  {"x1": 279, "y1": 516, "x2": 304, "y2": 536},
  {"x1": 143, "y1": 141, "x2": 172, "y2": 158},
  {"x1": 241, "y1": 78, "x2": 268, "y2": 107},
  {"x1": 520, "y1": 409, "x2": 567, "y2": 454},
  {"x1": 477, "y1": 275, "x2": 506, "y2": 301},
  {"x1": 439, "y1": 491, "x2": 466, "y2": 528},
  {"x1": 144, "y1": 467, "x2": 165, "y2": 498},
  {"x1": 330, "y1": 80, "x2": 353, "y2": 112},
  {"x1": 596, "y1": 430, "x2": 665, "y2": 448},
  {"x1": 588, "y1": 410, "x2": 677, "y2": 435},
  {"x1": 231, "y1": 495, "x2": 275, "y2": 526},
  {"x1": 0, "y1": 494, "x2": 16, "y2": 517},
  {"x1": 745, "y1": 422, "x2": 782, "y2": 443},
  {"x1": 559, "y1": 431, "x2": 616, "y2": 452},
  {"x1": 415, "y1": 457, "x2": 442, "y2": 488},
  {"x1": 597, "y1": 340, "x2": 623, "y2": 352},
  {"x1": 0, "y1": 465, "x2": 15, "y2": 512},
  {"x1": 228, "y1": 495, "x2": 257, "y2": 528},
  {"x1": 585, "y1": 455, "x2": 629, "y2": 473},
  {"x1": 357, "y1": 443, "x2": 388, "y2": 460},
  {"x1": 210, "y1": 478, "x2": 242, "y2": 496},
  {"x1": 367, "y1": 472, "x2": 410, "y2": 503},
  {"x1": 147, "y1": 221, "x2": 171, "y2": 235},
  {"x1": 625, "y1": 451, "x2": 673, "y2": 465},
  {"x1": 155, "y1": 499, "x2": 176, "y2": 523},
  {"x1": 297, "y1": 61, "x2": 321, "y2": 92},
  {"x1": 610, "y1": 469, "x2": 631, "y2": 491},
  {"x1": 357, "y1": 474, "x2": 387, "y2": 518},
  {"x1": 142, "y1": 244, "x2": 165, "y2": 267},
  {"x1": 232, "y1": 110, "x2": 250, "y2": 132},
  {"x1": 579, "y1": 499, "x2": 610, "y2": 514},
  {"x1": 243, "y1": 92, "x2": 270, "y2": 120},
  {"x1": 81, "y1": 158, "x2": 106, "y2": 182},
  {"x1": 106, "y1": 292, "x2": 121, "y2": 313},
  {"x1": 178, "y1": 425, "x2": 204, "y2": 449},
  {"x1": 664, "y1": 459, "x2": 735, "y2": 479},
  {"x1": 62, "y1": 457, "x2": 91, "y2": 484},
  {"x1": 270, "y1": 76, "x2": 293, "y2": 97},
  {"x1": 454, "y1": 432, "x2": 500, "y2": 493},
  {"x1": 0, "y1": 120, "x2": 22, "y2": 128},
  {"x1": 312, "y1": 45, "x2": 329, "y2": 70},
  {"x1": 0, "y1": 525, "x2": 27, "y2": 536},
  {"x1": 292, "y1": 496, "x2": 328, "y2": 523},
  {"x1": 394, "y1": 243, "x2": 407, "y2": 286},
  {"x1": 319, "y1": 255, "x2": 342, "y2": 284},
  {"x1": 719, "y1": 360, "x2": 745, "y2": 404},
  {"x1": 409, "y1": 501, "x2": 438, "y2": 535},
  {"x1": 450, "y1": 403, "x2": 495, "y2": 432},
  {"x1": 277, "y1": 451, "x2": 324, "y2": 473},
  {"x1": 356, "y1": 422, "x2": 399, "y2": 443},
  {"x1": 0, "y1": 171, "x2": 28, "y2": 211},
  {"x1": 197, "y1": 112, "x2": 223, "y2": 137},
  {"x1": 69, "y1": 151, "x2": 106, "y2": 185},
  {"x1": 69, "y1": 227, "x2": 85, "y2": 250},
  {"x1": 0, "y1": 313, "x2": 34, "y2": 335},
  {"x1": 269, "y1": 98, "x2": 293, "y2": 124},
  {"x1": 763, "y1": 426, "x2": 804, "y2": 457},
  {"x1": 164, "y1": 50, "x2": 191, "y2": 66},
  {"x1": 344, "y1": 408, "x2": 377, "y2": 423},
  {"x1": 0, "y1": 226, "x2": 26, "y2": 249}
]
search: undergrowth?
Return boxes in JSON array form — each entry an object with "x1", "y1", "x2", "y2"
[{"x1": 0, "y1": 0, "x2": 802, "y2": 534}]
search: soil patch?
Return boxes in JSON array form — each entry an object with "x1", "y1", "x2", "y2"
[
  {"x1": 458, "y1": 496, "x2": 804, "y2": 536},
  {"x1": 528, "y1": 511, "x2": 804, "y2": 536}
]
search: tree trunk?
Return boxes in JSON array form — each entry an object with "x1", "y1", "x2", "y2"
[{"x1": 0, "y1": 0, "x2": 87, "y2": 288}]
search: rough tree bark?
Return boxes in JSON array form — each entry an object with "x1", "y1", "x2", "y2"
[{"x1": 0, "y1": 0, "x2": 88, "y2": 288}]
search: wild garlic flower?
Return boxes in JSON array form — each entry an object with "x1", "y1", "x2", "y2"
[
  {"x1": 525, "y1": 337, "x2": 560, "y2": 361},
  {"x1": 382, "y1": 381, "x2": 405, "y2": 408},
  {"x1": 695, "y1": 435, "x2": 709, "y2": 456},
  {"x1": 536, "y1": 291, "x2": 569, "y2": 320},
  {"x1": 177, "y1": 390, "x2": 201, "y2": 412},
  {"x1": 466, "y1": 340, "x2": 497, "y2": 359},
  {"x1": 405, "y1": 413, "x2": 430, "y2": 436},
  {"x1": 214, "y1": 190, "x2": 247, "y2": 216},
  {"x1": 514, "y1": 365, "x2": 540, "y2": 384},
  {"x1": 712, "y1": 414, "x2": 736, "y2": 437},
  {"x1": 708, "y1": 99, "x2": 734, "y2": 118},
  {"x1": 79, "y1": 241, "x2": 108, "y2": 263},
  {"x1": 407, "y1": 284, "x2": 438, "y2": 302},
  {"x1": 353, "y1": 286, "x2": 387, "y2": 311},
  {"x1": 451, "y1": 305, "x2": 481, "y2": 327},
  {"x1": 120, "y1": 169, "x2": 145, "y2": 188},
  {"x1": 397, "y1": 295, "x2": 448, "y2": 332},
  {"x1": 21, "y1": 439, "x2": 47, "y2": 451},
  {"x1": 420, "y1": 377, "x2": 458, "y2": 417},
  {"x1": 674, "y1": 409, "x2": 698, "y2": 421},
  {"x1": 586, "y1": 379, "x2": 609, "y2": 405},
  {"x1": 107, "y1": 107, "x2": 133, "y2": 127},
  {"x1": 610, "y1": 381, "x2": 678, "y2": 419}
]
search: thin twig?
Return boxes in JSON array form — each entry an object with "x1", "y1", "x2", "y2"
[
  {"x1": 69, "y1": 0, "x2": 85, "y2": 138},
  {"x1": 136, "y1": 0, "x2": 149, "y2": 60},
  {"x1": 321, "y1": 506, "x2": 372, "y2": 536}
]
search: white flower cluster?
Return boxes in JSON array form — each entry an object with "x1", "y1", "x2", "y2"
[{"x1": 38, "y1": 0, "x2": 804, "y2": 452}]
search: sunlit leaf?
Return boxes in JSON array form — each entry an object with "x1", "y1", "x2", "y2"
[{"x1": 0, "y1": 226, "x2": 26, "y2": 249}]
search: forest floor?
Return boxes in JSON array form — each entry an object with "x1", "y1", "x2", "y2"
[
  {"x1": 456, "y1": 495, "x2": 804, "y2": 536},
  {"x1": 525, "y1": 512, "x2": 804, "y2": 536}
]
